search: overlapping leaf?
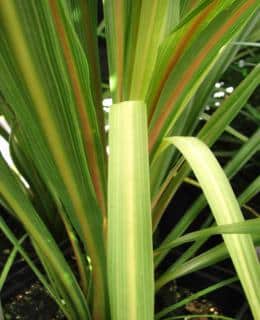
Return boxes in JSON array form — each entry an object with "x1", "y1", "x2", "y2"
[{"x1": 108, "y1": 101, "x2": 154, "y2": 320}]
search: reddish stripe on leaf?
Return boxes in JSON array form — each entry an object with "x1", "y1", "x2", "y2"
[
  {"x1": 49, "y1": 0, "x2": 106, "y2": 218},
  {"x1": 149, "y1": 0, "x2": 255, "y2": 152},
  {"x1": 148, "y1": 1, "x2": 217, "y2": 122}
]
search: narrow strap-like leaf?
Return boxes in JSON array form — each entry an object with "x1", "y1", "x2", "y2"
[
  {"x1": 0, "y1": 234, "x2": 27, "y2": 291},
  {"x1": 128, "y1": 1, "x2": 170, "y2": 100},
  {"x1": 152, "y1": 65, "x2": 260, "y2": 228},
  {"x1": 0, "y1": 154, "x2": 90, "y2": 319},
  {"x1": 155, "y1": 276, "x2": 237, "y2": 319},
  {"x1": 103, "y1": 0, "x2": 127, "y2": 101},
  {"x1": 164, "y1": 137, "x2": 260, "y2": 318},
  {"x1": 148, "y1": 0, "x2": 259, "y2": 157},
  {"x1": 156, "y1": 231, "x2": 260, "y2": 293},
  {"x1": 154, "y1": 130, "x2": 260, "y2": 268},
  {"x1": 108, "y1": 101, "x2": 154, "y2": 320},
  {"x1": 155, "y1": 218, "x2": 260, "y2": 254},
  {"x1": 65, "y1": 0, "x2": 103, "y2": 115},
  {"x1": 0, "y1": 2, "x2": 108, "y2": 316},
  {"x1": 48, "y1": 0, "x2": 107, "y2": 218}
]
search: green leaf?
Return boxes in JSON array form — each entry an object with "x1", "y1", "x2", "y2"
[
  {"x1": 148, "y1": 0, "x2": 259, "y2": 156},
  {"x1": 164, "y1": 137, "x2": 260, "y2": 319},
  {"x1": 65, "y1": 0, "x2": 103, "y2": 114},
  {"x1": 9, "y1": 127, "x2": 60, "y2": 233},
  {"x1": 0, "y1": 216, "x2": 74, "y2": 319},
  {"x1": 180, "y1": 0, "x2": 203, "y2": 17},
  {"x1": 239, "y1": 176, "x2": 260, "y2": 205},
  {"x1": 103, "y1": 0, "x2": 128, "y2": 101},
  {"x1": 155, "y1": 276, "x2": 237, "y2": 319},
  {"x1": 157, "y1": 231, "x2": 260, "y2": 291},
  {"x1": 108, "y1": 101, "x2": 154, "y2": 320},
  {"x1": 155, "y1": 167, "x2": 260, "y2": 277},
  {"x1": 0, "y1": 2, "x2": 108, "y2": 316},
  {"x1": 48, "y1": 0, "x2": 107, "y2": 218},
  {"x1": 0, "y1": 234, "x2": 27, "y2": 291},
  {"x1": 128, "y1": 1, "x2": 171, "y2": 100},
  {"x1": 0, "y1": 154, "x2": 90, "y2": 319},
  {"x1": 155, "y1": 218, "x2": 260, "y2": 254},
  {"x1": 152, "y1": 65, "x2": 260, "y2": 229},
  {"x1": 198, "y1": 64, "x2": 260, "y2": 143},
  {"x1": 180, "y1": 3, "x2": 259, "y2": 135},
  {"x1": 154, "y1": 129, "x2": 259, "y2": 270}
]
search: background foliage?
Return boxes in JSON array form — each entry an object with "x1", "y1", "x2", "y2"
[{"x1": 0, "y1": 1, "x2": 259, "y2": 319}]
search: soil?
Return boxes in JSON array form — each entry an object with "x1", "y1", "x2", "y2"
[
  {"x1": 2, "y1": 280, "x2": 224, "y2": 320},
  {"x1": 3, "y1": 282, "x2": 64, "y2": 320},
  {"x1": 157, "y1": 282, "x2": 223, "y2": 319}
]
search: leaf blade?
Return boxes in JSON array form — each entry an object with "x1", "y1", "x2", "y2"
[
  {"x1": 148, "y1": 0, "x2": 259, "y2": 156},
  {"x1": 108, "y1": 101, "x2": 154, "y2": 320},
  {"x1": 165, "y1": 136, "x2": 260, "y2": 318}
]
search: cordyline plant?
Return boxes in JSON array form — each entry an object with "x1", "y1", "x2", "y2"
[{"x1": 0, "y1": 0, "x2": 260, "y2": 319}]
